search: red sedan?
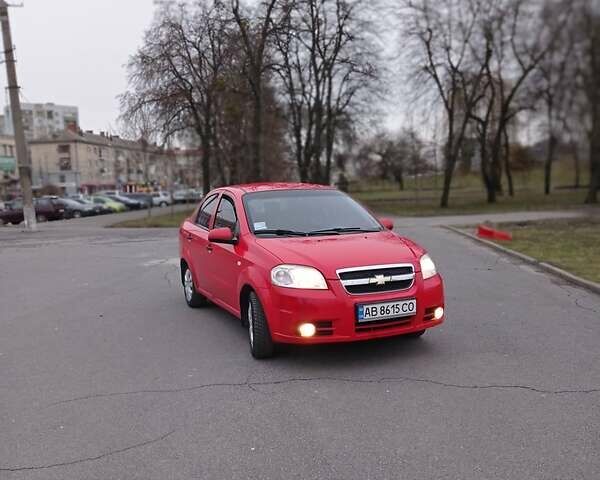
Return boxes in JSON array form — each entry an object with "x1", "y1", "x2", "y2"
[{"x1": 179, "y1": 183, "x2": 445, "y2": 358}]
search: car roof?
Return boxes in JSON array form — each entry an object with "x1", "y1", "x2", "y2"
[{"x1": 222, "y1": 182, "x2": 335, "y2": 195}]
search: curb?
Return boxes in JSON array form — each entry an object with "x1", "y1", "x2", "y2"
[{"x1": 443, "y1": 225, "x2": 600, "y2": 296}]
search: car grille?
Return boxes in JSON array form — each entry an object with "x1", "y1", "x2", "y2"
[
  {"x1": 355, "y1": 316, "x2": 414, "y2": 333},
  {"x1": 314, "y1": 320, "x2": 334, "y2": 336},
  {"x1": 337, "y1": 264, "x2": 415, "y2": 295}
]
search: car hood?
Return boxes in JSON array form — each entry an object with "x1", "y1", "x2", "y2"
[{"x1": 254, "y1": 231, "x2": 423, "y2": 279}]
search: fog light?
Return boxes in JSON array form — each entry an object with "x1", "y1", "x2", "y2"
[
  {"x1": 298, "y1": 323, "x2": 316, "y2": 337},
  {"x1": 434, "y1": 307, "x2": 444, "y2": 320}
]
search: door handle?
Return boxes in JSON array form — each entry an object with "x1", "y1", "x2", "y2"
[
  {"x1": 206, "y1": 244, "x2": 213, "y2": 253},
  {"x1": 186, "y1": 233, "x2": 193, "y2": 241}
]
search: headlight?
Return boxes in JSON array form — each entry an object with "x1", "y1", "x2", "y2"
[
  {"x1": 420, "y1": 254, "x2": 437, "y2": 280},
  {"x1": 270, "y1": 265, "x2": 328, "y2": 290}
]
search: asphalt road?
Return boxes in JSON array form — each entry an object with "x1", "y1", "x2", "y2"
[{"x1": 1, "y1": 215, "x2": 599, "y2": 479}]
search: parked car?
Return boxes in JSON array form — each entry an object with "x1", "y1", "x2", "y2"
[
  {"x1": 54, "y1": 198, "x2": 98, "y2": 218},
  {"x1": 105, "y1": 194, "x2": 147, "y2": 210},
  {"x1": 0, "y1": 197, "x2": 65, "y2": 224},
  {"x1": 151, "y1": 191, "x2": 173, "y2": 207},
  {"x1": 122, "y1": 191, "x2": 151, "y2": 204},
  {"x1": 173, "y1": 189, "x2": 202, "y2": 204},
  {"x1": 89, "y1": 195, "x2": 127, "y2": 213},
  {"x1": 71, "y1": 197, "x2": 110, "y2": 215},
  {"x1": 179, "y1": 183, "x2": 445, "y2": 358}
]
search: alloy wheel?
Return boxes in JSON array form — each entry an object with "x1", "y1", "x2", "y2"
[
  {"x1": 247, "y1": 301, "x2": 254, "y2": 347},
  {"x1": 184, "y1": 269, "x2": 194, "y2": 302}
]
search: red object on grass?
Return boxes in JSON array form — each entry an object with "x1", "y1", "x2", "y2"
[{"x1": 477, "y1": 224, "x2": 512, "y2": 241}]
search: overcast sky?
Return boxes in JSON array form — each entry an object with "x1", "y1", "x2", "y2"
[
  {"x1": 2, "y1": 0, "x2": 406, "y2": 138},
  {"x1": 3, "y1": 0, "x2": 156, "y2": 133}
]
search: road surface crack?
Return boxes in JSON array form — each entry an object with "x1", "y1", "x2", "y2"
[
  {"x1": 556, "y1": 284, "x2": 599, "y2": 314},
  {"x1": 48, "y1": 375, "x2": 600, "y2": 408},
  {"x1": 0, "y1": 429, "x2": 175, "y2": 472}
]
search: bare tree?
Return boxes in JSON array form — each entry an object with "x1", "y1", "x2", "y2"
[
  {"x1": 574, "y1": 0, "x2": 600, "y2": 204},
  {"x1": 401, "y1": 0, "x2": 492, "y2": 207},
  {"x1": 273, "y1": 0, "x2": 378, "y2": 184},
  {"x1": 230, "y1": 0, "x2": 279, "y2": 181},
  {"x1": 467, "y1": 0, "x2": 568, "y2": 202},
  {"x1": 121, "y1": 3, "x2": 232, "y2": 194},
  {"x1": 534, "y1": 0, "x2": 576, "y2": 195}
]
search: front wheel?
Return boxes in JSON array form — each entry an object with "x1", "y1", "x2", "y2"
[
  {"x1": 182, "y1": 266, "x2": 208, "y2": 308},
  {"x1": 73, "y1": 210, "x2": 82, "y2": 218},
  {"x1": 36, "y1": 214, "x2": 47, "y2": 222},
  {"x1": 247, "y1": 292, "x2": 274, "y2": 359}
]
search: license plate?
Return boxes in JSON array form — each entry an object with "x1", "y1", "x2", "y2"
[{"x1": 357, "y1": 299, "x2": 417, "y2": 323}]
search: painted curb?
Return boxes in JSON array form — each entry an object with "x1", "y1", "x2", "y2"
[{"x1": 443, "y1": 225, "x2": 600, "y2": 296}]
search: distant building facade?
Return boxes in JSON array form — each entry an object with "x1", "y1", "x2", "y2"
[
  {"x1": 29, "y1": 130, "x2": 201, "y2": 195},
  {"x1": 4, "y1": 103, "x2": 79, "y2": 141},
  {"x1": 0, "y1": 135, "x2": 16, "y2": 177}
]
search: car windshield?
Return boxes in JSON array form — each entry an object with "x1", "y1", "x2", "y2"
[{"x1": 243, "y1": 189, "x2": 382, "y2": 237}]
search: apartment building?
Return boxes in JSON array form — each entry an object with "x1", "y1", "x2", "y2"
[
  {"x1": 4, "y1": 103, "x2": 79, "y2": 141},
  {"x1": 29, "y1": 130, "x2": 201, "y2": 194}
]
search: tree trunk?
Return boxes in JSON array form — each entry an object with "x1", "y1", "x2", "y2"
[
  {"x1": 571, "y1": 139, "x2": 581, "y2": 188},
  {"x1": 251, "y1": 87, "x2": 263, "y2": 181},
  {"x1": 477, "y1": 128, "x2": 495, "y2": 204},
  {"x1": 544, "y1": 134, "x2": 557, "y2": 195},
  {"x1": 487, "y1": 127, "x2": 505, "y2": 202},
  {"x1": 503, "y1": 127, "x2": 514, "y2": 197},
  {"x1": 201, "y1": 134, "x2": 211, "y2": 195},
  {"x1": 440, "y1": 140, "x2": 456, "y2": 208},
  {"x1": 440, "y1": 161, "x2": 453, "y2": 208},
  {"x1": 585, "y1": 130, "x2": 600, "y2": 203}
]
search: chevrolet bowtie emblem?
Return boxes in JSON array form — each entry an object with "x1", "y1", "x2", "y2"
[{"x1": 372, "y1": 274, "x2": 387, "y2": 285}]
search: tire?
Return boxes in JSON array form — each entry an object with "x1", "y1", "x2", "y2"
[
  {"x1": 73, "y1": 210, "x2": 82, "y2": 218},
  {"x1": 36, "y1": 214, "x2": 47, "y2": 223},
  {"x1": 404, "y1": 329, "x2": 426, "y2": 339},
  {"x1": 182, "y1": 264, "x2": 208, "y2": 308},
  {"x1": 247, "y1": 292, "x2": 275, "y2": 359},
  {"x1": 159, "y1": 202, "x2": 167, "y2": 208}
]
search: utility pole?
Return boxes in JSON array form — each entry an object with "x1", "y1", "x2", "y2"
[{"x1": 0, "y1": 1, "x2": 35, "y2": 230}]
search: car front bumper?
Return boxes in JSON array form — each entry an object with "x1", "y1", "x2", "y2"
[{"x1": 259, "y1": 273, "x2": 445, "y2": 344}]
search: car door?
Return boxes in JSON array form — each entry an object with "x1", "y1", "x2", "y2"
[
  {"x1": 205, "y1": 194, "x2": 243, "y2": 312},
  {"x1": 185, "y1": 193, "x2": 219, "y2": 296}
]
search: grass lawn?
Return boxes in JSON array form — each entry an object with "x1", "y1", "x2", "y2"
[
  {"x1": 351, "y1": 164, "x2": 591, "y2": 217},
  {"x1": 354, "y1": 188, "x2": 589, "y2": 217},
  {"x1": 489, "y1": 217, "x2": 600, "y2": 284},
  {"x1": 111, "y1": 209, "x2": 194, "y2": 228}
]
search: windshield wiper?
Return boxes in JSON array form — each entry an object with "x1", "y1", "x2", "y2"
[
  {"x1": 307, "y1": 227, "x2": 381, "y2": 235},
  {"x1": 254, "y1": 229, "x2": 308, "y2": 237}
]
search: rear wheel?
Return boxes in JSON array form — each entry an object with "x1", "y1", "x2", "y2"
[
  {"x1": 182, "y1": 265, "x2": 208, "y2": 308},
  {"x1": 72, "y1": 210, "x2": 82, "y2": 218},
  {"x1": 247, "y1": 292, "x2": 274, "y2": 359},
  {"x1": 159, "y1": 202, "x2": 167, "y2": 208}
]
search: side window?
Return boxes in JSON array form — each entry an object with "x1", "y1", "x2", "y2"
[
  {"x1": 214, "y1": 196, "x2": 237, "y2": 232},
  {"x1": 196, "y1": 194, "x2": 218, "y2": 228}
]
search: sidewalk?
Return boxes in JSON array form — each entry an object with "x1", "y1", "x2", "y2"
[{"x1": 391, "y1": 208, "x2": 598, "y2": 228}]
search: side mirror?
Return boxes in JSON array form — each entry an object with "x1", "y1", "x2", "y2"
[
  {"x1": 208, "y1": 227, "x2": 236, "y2": 244},
  {"x1": 379, "y1": 217, "x2": 394, "y2": 230}
]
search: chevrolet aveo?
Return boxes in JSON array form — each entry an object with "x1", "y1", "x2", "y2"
[{"x1": 179, "y1": 183, "x2": 445, "y2": 358}]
